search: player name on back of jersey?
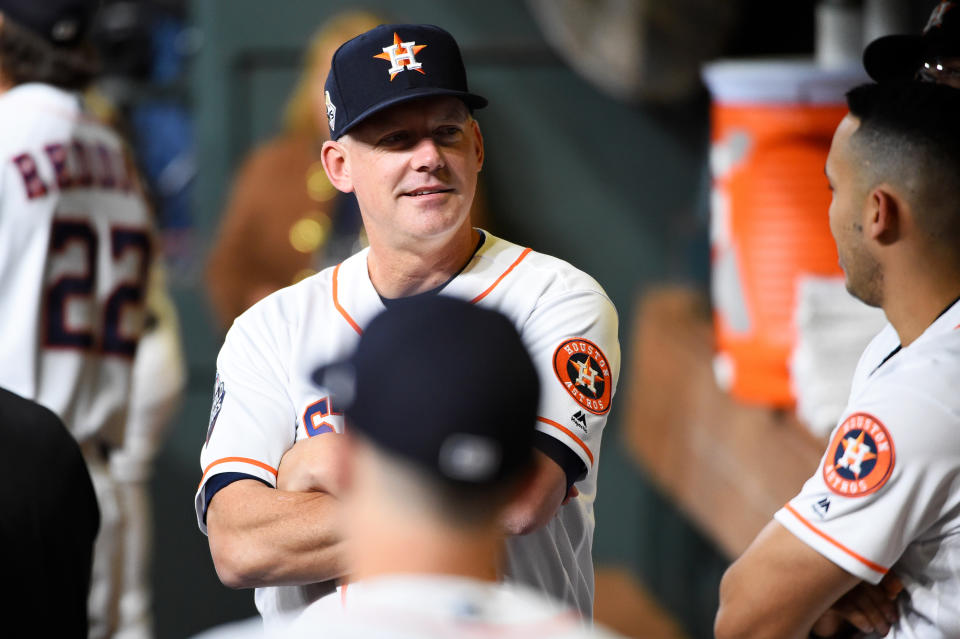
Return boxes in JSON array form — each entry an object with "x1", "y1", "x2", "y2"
[{"x1": 11, "y1": 138, "x2": 135, "y2": 200}]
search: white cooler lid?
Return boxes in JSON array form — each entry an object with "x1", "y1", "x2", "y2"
[{"x1": 703, "y1": 57, "x2": 869, "y2": 105}]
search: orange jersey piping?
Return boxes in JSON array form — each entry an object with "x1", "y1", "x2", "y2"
[
  {"x1": 536, "y1": 417, "x2": 594, "y2": 465},
  {"x1": 783, "y1": 503, "x2": 888, "y2": 575},
  {"x1": 470, "y1": 247, "x2": 532, "y2": 304},
  {"x1": 199, "y1": 456, "x2": 278, "y2": 488},
  {"x1": 333, "y1": 262, "x2": 363, "y2": 336}
]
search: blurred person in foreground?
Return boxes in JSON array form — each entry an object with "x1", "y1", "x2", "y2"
[
  {"x1": 0, "y1": 387, "x2": 99, "y2": 637},
  {"x1": 715, "y1": 82, "x2": 960, "y2": 639}
]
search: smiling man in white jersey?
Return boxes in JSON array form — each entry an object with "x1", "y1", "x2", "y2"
[
  {"x1": 196, "y1": 23, "x2": 620, "y2": 626},
  {"x1": 715, "y1": 81, "x2": 960, "y2": 639},
  {"x1": 0, "y1": 1, "x2": 154, "y2": 637}
]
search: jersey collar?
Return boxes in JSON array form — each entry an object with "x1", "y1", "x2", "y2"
[{"x1": 334, "y1": 231, "x2": 530, "y2": 335}]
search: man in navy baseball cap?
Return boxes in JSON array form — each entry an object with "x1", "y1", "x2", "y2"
[
  {"x1": 202, "y1": 19, "x2": 620, "y2": 627},
  {"x1": 0, "y1": 0, "x2": 99, "y2": 48},
  {"x1": 323, "y1": 23, "x2": 487, "y2": 140},
  {"x1": 863, "y1": 1, "x2": 960, "y2": 88}
]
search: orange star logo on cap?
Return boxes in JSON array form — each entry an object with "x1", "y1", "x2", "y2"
[{"x1": 374, "y1": 32, "x2": 427, "y2": 81}]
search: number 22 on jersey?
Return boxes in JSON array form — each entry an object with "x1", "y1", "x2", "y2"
[{"x1": 44, "y1": 217, "x2": 152, "y2": 358}]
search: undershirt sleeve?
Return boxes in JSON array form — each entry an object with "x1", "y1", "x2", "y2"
[
  {"x1": 202, "y1": 471, "x2": 271, "y2": 523},
  {"x1": 533, "y1": 430, "x2": 586, "y2": 492}
]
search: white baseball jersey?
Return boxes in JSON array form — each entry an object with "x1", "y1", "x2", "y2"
[
  {"x1": 189, "y1": 576, "x2": 628, "y2": 639},
  {"x1": 196, "y1": 231, "x2": 620, "y2": 622},
  {"x1": 0, "y1": 83, "x2": 153, "y2": 447},
  {"x1": 278, "y1": 575, "x2": 627, "y2": 638},
  {"x1": 775, "y1": 299, "x2": 960, "y2": 638}
]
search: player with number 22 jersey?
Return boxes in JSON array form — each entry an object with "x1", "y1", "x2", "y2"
[{"x1": 0, "y1": 83, "x2": 152, "y2": 448}]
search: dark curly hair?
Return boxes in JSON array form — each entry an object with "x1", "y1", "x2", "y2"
[{"x1": 0, "y1": 15, "x2": 99, "y2": 90}]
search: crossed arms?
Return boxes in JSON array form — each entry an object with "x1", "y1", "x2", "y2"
[
  {"x1": 715, "y1": 520, "x2": 902, "y2": 639},
  {"x1": 205, "y1": 433, "x2": 570, "y2": 588}
]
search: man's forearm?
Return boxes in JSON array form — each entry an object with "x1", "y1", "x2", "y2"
[
  {"x1": 716, "y1": 558, "x2": 820, "y2": 639},
  {"x1": 206, "y1": 479, "x2": 348, "y2": 588},
  {"x1": 715, "y1": 521, "x2": 861, "y2": 639},
  {"x1": 500, "y1": 451, "x2": 567, "y2": 536}
]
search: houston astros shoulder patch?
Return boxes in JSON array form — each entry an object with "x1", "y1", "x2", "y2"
[
  {"x1": 823, "y1": 412, "x2": 895, "y2": 497},
  {"x1": 553, "y1": 338, "x2": 612, "y2": 415}
]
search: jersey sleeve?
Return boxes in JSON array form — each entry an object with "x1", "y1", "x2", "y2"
[
  {"x1": 520, "y1": 288, "x2": 620, "y2": 480},
  {"x1": 774, "y1": 382, "x2": 959, "y2": 584},
  {"x1": 194, "y1": 302, "x2": 298, "y2": 534}
]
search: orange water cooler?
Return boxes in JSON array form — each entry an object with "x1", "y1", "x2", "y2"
[{"x1": 702, "y1": 61, "x2": 867, "y2": 407}]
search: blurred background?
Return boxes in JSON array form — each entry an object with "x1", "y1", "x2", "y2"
[{"x1": 89, "y1": 1, "x2": 935, "y2": 637}]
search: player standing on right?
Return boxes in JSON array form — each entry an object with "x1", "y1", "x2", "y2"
[
  {"x1": 0, "y1": 2, "x2": 154, "y2": 637},
  {"x1": 715, "y1": 82, "x2": 960, "y2": 639}
]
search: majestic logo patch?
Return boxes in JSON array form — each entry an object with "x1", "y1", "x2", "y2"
[
  {"x1": 812, "y1": 496, "x2": 831, "y2": 519},
  {"x1": 325, "y1": 90, "x2": 336, "y2": 131},
  {"x1": 374, "y1": 32, "x2": 427, "y2": 80},
  {"x1": 553, "y1": 338, "x2": 612, "y2": 415},
  {"x1": 823, "y1": 412, "x2": 895, "y2": 497},
  {"x1": 206, "y1": 372, "x2": 225, "y2": 444},
  {"x1": 570, "y1": 410, "x2": 588, "y2": 432}
]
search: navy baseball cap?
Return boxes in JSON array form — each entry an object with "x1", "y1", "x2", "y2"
[
  {"x1": 313, "y1": 296, "x2": 538, "y2": 486},
  {"x1": 0, "y1": 0, "x2": 99, "y2": 47},
  {"x1": 323, "y1": 23, "x2": 488, "y2": 140},
  {"x1": 863, "y1": 1, "x2": 960, "y2": 82}
]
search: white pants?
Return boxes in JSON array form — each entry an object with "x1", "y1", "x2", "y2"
[{"x1": 85, "y1": 452, "x2": 123, "y2": 639}]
